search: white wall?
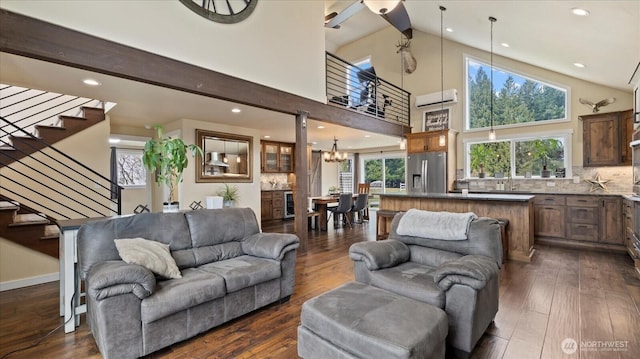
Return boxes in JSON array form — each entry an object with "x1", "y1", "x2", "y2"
[
  {"x1": 0, "y1": 0, "x2": 327, "y2": 103},
  {"x1": 335, "y1": 27, "x2": 633, "y2": 167}
]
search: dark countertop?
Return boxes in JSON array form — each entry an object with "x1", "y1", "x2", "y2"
[
  {"x1": 449, "y1": 189, "x2": 631, "y2": 198},
  {"x1": 261, "y1": 189, "x2": 290, "y2": 192},
  {"x1": 622, "y1": 194, "x2": 640, "y2": 202},
  {"x1": 381, "y1": 193, "x2": 534, "y2": 202}
]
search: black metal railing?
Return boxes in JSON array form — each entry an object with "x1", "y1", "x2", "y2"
[
  {"x1": 0, "y1": 85, "x2": 102, "y2": 142},
  {"x1": 325, "y1": 52, "x2": 410, "y2": 127},
  {"x1": 0, "y1": 116, "x2": 121, "y2": 220}
]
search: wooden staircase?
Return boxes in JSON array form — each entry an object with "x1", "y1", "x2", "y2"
[
  {"x1": 0, "y1": 106, "x2": 105, "y2": 167},
  {"x1": 0, "y1": 200, "x2": 59, "y2": 258}
]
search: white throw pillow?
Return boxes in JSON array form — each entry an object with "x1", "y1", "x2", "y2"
[{"x1": 114, "y1": 238, "x2": 182, "y2": 279}]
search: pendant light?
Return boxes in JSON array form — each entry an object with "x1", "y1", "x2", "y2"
[
  {"x1": 438, "y1": 6, "x2": 447, "y2": 147},
  {"x1": 324, "y1": 137, "x2": 347, "y2": 162},
  {"x1": 488, "y1": 16, "x2": 497, "y2": 141},
  {"x1": 236, "y1": 141, "x2": 241, "y2": 163}
]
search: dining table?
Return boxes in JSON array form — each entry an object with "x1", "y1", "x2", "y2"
[{"x1": 311, "y1": 194, "x2": 358, "y2": 231}]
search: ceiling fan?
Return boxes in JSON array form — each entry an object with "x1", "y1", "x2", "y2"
[{"x1": 325, "y1": 0, "x2": 413, "y2": 39}]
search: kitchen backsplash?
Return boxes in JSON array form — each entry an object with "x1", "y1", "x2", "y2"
[
  {"x1": 462, "y1": 166, "x2": 633, "y2": 194},
  {"x1": 260, "y1": 173, "x2": 293, "y2": 190}
]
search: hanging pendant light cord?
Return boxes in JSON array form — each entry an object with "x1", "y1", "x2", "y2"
[{"x1": 489, "y1": 16, "x2": 496, "y2": 134}]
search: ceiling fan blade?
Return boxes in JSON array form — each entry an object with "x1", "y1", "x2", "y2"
[
  {"x1": 381, "y1": 2, "x2": 412, "y2": 39},
  {"x1": 325, "y1": 1, "x2": 365, "y2": 29}
]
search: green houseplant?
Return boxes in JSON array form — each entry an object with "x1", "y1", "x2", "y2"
[
  {"x1": 470, "y1": 144, "x2": 489, "y2": 178},
  {"x1": 217, "y1": 183, "x2": 239, "y2": 208},
  {"x1": 532, "y1": 139, "x2": 562, "y2": 178},
  {"x1": 142, "y1": 125, "x2": 203, "y2": 212}
]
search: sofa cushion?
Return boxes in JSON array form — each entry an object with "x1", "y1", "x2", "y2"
[
  {"x1": 114, "y1": 238, "x2": 182, "y2": 279},
  {"x1": 197, "y1": 255, "x2": 281, "y2": 293},
  {"x1": 140, "y1": 268, "x2": 225, "y2": 323},
  {"x1": 185, "y1": 208, "x2": 260, "y2": 248},
  {"x1": 369, "y1": 262, "x2": 445, "y2": 308}
]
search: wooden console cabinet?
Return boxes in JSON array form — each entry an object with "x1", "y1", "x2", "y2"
[{"x1": 261, "y1": 190, "x2": 284, "y2": 221}]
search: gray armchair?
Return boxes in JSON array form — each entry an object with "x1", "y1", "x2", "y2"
[{"x1": 349, "y1": 211, "x2": 502, "y2": 358}]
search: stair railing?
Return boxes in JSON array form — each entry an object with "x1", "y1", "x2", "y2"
[
  {"x1": 0, "y1": 116, "x2": 121, "y2": 220},
  {"x1": 0, "y1": 85, "x2": 102, "y2": 143}
]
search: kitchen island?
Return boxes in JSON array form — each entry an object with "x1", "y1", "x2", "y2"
[{"x1": 379, "y1": 193, "x2": 535, "y2": 262}]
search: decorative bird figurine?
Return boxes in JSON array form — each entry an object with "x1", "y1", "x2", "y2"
[{"x1": 579, "y1": 97, "x2": 615, "y2": 113}]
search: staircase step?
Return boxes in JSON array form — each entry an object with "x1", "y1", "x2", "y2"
[
  {"x1": 9, "y1": 213, "x2": 50, "y2": 227},
  {"x1": 41, "y1": 224, "x2": 60, "y2": 240},
  {"x1": 0, "y1": 201, "x2": 19, "y2": 211}
]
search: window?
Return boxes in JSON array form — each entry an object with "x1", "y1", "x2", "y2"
[
  {"x1": 116, "y1": 149, "x2": 146, "y2": 187},
  {"x1": 360, "y1": 153, "x2": 406, "y2": 194},
  {"x1": 465, "y1": 132, "x2": 571, "y2": 178},
  {"x1": 465, "y1": 56, "x2": 569, "y2": 130},
  {"x1": 338, "y1": 159, "x2": 353, "y2": 193}
]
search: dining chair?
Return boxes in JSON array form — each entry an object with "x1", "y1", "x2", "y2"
[
  {"x1": 357, "y1": 183, "x2": 371, "y2": 220},
  {"x1": 327, "y1": 193, "x2": 353, "y2": 228},
  {"x1": 351, "y1": 193, "x2": 368, "y2": 224}
]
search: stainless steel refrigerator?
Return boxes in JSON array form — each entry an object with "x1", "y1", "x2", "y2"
[{"x1": 407, "y1": 152, "x2": 447, "y2": 194}]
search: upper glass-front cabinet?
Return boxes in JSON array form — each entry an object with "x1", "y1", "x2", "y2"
[{"x1": 261, "y1": 141, "x2": 295, "y2": 173}]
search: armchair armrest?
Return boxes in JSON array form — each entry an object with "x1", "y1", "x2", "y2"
[
  {"x1": 349, "y1": 239, "x2": 410, "y2": 270},
  {"x1": 87, "y1": 261, "x2": 156, "y2": 301},
  {"x1": 242, "y1": 233, "x2": 300, "y2": 260},
  {"x1": 433, "y1": 255, "x2": 498, "y2": 291}
]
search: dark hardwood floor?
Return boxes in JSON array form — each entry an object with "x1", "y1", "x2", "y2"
[{"x1": 1, "y1": 215, "x2": 639, "y2": 358}]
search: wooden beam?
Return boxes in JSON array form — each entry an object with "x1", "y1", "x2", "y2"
[
  {"x1": 294, "y1": 111, "x2": 309, "y2": 254},
  {"x1": 0, "y1": 9, "x2": 410, "y2": 137}
]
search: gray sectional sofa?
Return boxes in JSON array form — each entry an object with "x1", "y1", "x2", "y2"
[
  {"x1": 349, "y1": 211, "x2": 502, "y2": 358},
  {"x1": 77, "y1": 208, "x2": 299, "y2": 359}
]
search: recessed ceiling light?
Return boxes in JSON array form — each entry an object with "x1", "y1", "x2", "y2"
[
  {"x1": 573, "y1": 62, "x2": 585, "y2": 68},
  {"x1": 317, "y1": 125, "x2": 325, "y2": 129},
  {"x1": 231, "y1": 108, "x2": 241, "y2": 113},
  {"x1": 445, "y1": 27, "x2": 453, "y2": 33},
  {"x1": 311, "y1": 141, "x2": 318, "y2": 145},
  {"x1": 264, "y1": 135, "x2": 271, "y2": 139},
  {"x1": 364, "y1": 135, "x2": 371, "y2": 138},
  {"x1": 571, "y1": 8, "x2": 590, "y2": 16},
  {"x1": 83, "y1": 78, "x2": 101, "y2": 86},
  {"x1": 108, "y1": 138, "x2": 120, "y2": 144},
  {"x1": 500, "y1": 42, "x2": 510, "y2": 48}
]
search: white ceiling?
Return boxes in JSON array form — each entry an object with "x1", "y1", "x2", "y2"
[
  {"x1": 1, "y1": 1, "x2": 638, "y2": 152},
  {"x1": 326, "y1": 0, "x2": 639, "y2": 92}
]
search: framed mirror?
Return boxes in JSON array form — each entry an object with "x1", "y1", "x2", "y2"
[{"x1": 196, "y1": 129, "x2": 252, "y2": 183}]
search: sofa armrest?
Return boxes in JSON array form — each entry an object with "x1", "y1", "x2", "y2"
[
  {"x1": 87, "y1": 261, "x2": 156, "y2": 301},
  {"x1": 433, "y1": 255, "x2": 498, "y2": 291},
  {"x1": 242, "y1": 233, "x2": 300, "y2": 260},
  {"x1": 349, "y1": 240, "x2": 410, "y2": 270}
]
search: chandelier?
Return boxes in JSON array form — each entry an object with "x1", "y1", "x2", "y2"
[{"x1": 323, "y1": 137, "x2": 348, "y2": 163}]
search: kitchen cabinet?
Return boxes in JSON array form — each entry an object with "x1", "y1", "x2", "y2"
[
  {"x1": 406, "y1": 130, "x2": 448, "y2": 153},
  {"x1": 534, "y1": 194, "x2": 624, "y2": 249},
  {"x1": 261, "y1": 190, "x2": 284, "y2": 221},
  {"x1": 261, "y1": 141, "x2": 295, "y2": 173},
  {"x1": 581, "y1": 109, "x2": 633, "y2": 167},
  {"x1": 624, "y1": 198, "x2": 640, "y2": 276},
  {"x1": 533, "y1": 195, "x2": 566, "y2": 238}
]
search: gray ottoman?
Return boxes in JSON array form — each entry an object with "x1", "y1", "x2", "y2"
[{"x1": 298, "y1": 282, "x2": 448, "y2": 359}]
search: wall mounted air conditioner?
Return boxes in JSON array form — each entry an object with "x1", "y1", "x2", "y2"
[{"x1": 415, "y1": 89, "x2": 458, "y2": 108}]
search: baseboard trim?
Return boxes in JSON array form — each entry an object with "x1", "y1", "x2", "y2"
[{"x1": 0, "y1": 272, "x2": 59, "y2": 292}]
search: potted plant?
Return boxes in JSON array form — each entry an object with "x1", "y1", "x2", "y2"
[
  {"x1": 328, "y1": 186, "x2": 340, "y2": 195},
  {"x1": 142, "y1": 125, "x2": 203, "y2": 212},
  {"x1": 217, "y1": 183, "x2": 239, "y2": 208},
  {"x1": 470, "y1": 144, "x2": 489, "y2": 178},
  {"x1": 532, "y1": 139, "x2": 562, "y2": 178}
]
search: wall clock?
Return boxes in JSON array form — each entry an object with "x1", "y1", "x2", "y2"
[{"x1": 179, "y1": 0, "x2": 258, "y2": 24}]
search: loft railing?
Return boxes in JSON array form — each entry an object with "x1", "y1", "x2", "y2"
[
  {"x1": 0, "y1": 115, "x2": 121, "y2": 220},
  {"x1": 325, "y1": 52, "x2": 410, "y2": 127}
]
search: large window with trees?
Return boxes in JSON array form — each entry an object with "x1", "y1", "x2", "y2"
[
  {"x1": 466, "y1": 132, "x2": 571, "y2": 179},
  {"x1": 465, "y1": 56, "x2": 569, "y2": 130}
]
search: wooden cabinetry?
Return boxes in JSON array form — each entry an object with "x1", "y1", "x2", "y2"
[
  {"x1": 406, "y1": 131, "x2": 448, "y2": 153},
  {"x1": 581, "y1": 109, "x2": 633, "y2": 167},
  {"x1": 534, "y1": 194, "x2": 625, "y2": 250},
  {"x1": 624, "y1": 198, "x2": 640, "y2": 276},
  {"x1": 533, "y1": 195, "x2": 566, "y2": 238},
  {"x1": 261, "y1": 141, "x2": 295, "y2": 173},
  {"x1": 261, "y1": 190, "x2": 284, "y2": 221}
]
